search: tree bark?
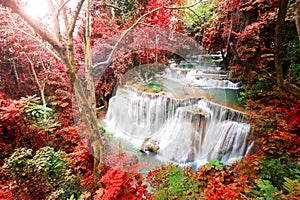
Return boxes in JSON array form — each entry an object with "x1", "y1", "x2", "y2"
[
  {"x1": 84, "y1": 0, "x2": 105, "y2": 182},
  {"x1": 274, "y1": 0, "x2": 289, "y2": 87},
  {"x1": 295, "y1": 0, "x2": 300, "y2": 43}
]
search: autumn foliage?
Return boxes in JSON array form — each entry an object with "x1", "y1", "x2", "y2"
[{"x1": 1, "y1": 0, "x2": 300, "y2": 199}]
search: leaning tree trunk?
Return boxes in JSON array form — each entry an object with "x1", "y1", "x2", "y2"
[
  {"x1": 295, "y1": 0, "x2": 300, "y2": 43},
  {"x1": 83, "y1": 0, "x2": 105, "y2": 182},
  {"x1": 274, "y1": 0, "x2": 289, "y2": 87}
]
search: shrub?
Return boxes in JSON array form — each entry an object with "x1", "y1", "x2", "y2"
[
  {"x1": 147, "y1": 164, "x2": 198, "y2": 199},
  {"x1": 3, "y1": 147, "x2": 82, "y2": 199}
]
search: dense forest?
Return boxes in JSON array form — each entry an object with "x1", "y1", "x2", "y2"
[{"x1": 0, "y1": 0, "x2": 299, "y2": 199}]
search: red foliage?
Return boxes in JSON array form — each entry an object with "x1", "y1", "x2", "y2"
[
  {"x1": 249, "y1": 92, "x2": 300, "y2": 158},
  {"x1": 67, "y1": 144, "x2": 94, "y2": 189},
  {"x1": 194, "y1": 163, "x2": 250, "y2": 199},
  {"x1": 90, "y1": 1, "x2": 181, "y2": 106},
  {"x1": 203, "y1": 0, "x2": 278, "y2": 73},
  {"x1": 0, "y1": 95, "x2": 48, "y2": 161},
  {"x1": 0, "y1": 167, "x2": 13, "y2": 200},
  {"x1": 93, "y1": 148, "x2": 149, "y2": 199},
  {"x1": 145, "y1": 0, "x2": 180, "y2": 30},
  {"x1": 95, "y1": 168, "x2": 148, "y2": 200}
]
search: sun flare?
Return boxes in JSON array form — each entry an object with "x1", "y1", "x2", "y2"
[{"x1": 23, "y1": 0, "x2": 49, "y2": 19}]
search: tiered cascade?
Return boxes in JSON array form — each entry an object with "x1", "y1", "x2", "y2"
[{"x1": 104, "y1": 53, "x2": 253, "y2": 167}]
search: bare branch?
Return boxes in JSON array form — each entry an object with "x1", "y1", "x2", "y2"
[
  {"x1": 68, "y1": 0, "x2": 85, "y2": 37},
  {"x1": 57, "y1": 0, "x2": 71, "y2": 14},
  {"x1": 60, "y1": 0, "x2": 70, "y2": 29},
  {"x1": 92, "y1": 6, "x2": 163, "y2": 68},
  {"x1": 25, "y1": 54, "x2": 42, "y2": 90},
  {"x1": 138, "y1": 22, "x2": 154, "y2": 27},
  {"x1": 187, "y1": 7, "x2": 201, "y2": 22},
  {"x1": 102, "y1": 3, "x2": 123, "y2": 11},
  {"x1": 296, "y1": 0, "x2": 300, "y2": 42},
  {"x1": 1, "y1": 0, "x2": 64, "y2": 52},
  {"x1": 92, "y1": 0, "x2": 205, "y2": 68},
  {"x1": 7, "y1": 12, "x2": 61, "y2": 61},
  {"x1": 164, "y1": 0, "x2": 204, "y2": 9},
  {"x1": 47, "y1": 0, "x2": 62, "y2": 43},
  {"x1": 11, "y1": 60, "x2": 19, "y2": 87}
]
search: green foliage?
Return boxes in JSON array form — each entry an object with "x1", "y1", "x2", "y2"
[
  {"x1": 238, "y1": 90, "x2": 247, "y2": 104},
  {"x1": 147, "y1": 164, "x2": 198, "y2": 199},
  {"x1": 181, "y1": 0, "x2": 217, "y2": 28},
  {"x1": 256, "y1": 157, "x2": 296, "y2": 188},
  {"x1": 110, "y1": 0, "x2": 140, "y2": 22},
  {"x1": 283, "y1": 177, "x2": 300, "y2": 194},
  {"x1": 147, "y1": 81, "x2": 163, "y2": 93},
  {"x1": 239, "y1": 76, "x2": 276, "y2": 103},
  {"x1": 21, "y1": 95, "x2": 58, "y2": 129},
  {"x1": 32, "y1": 146, "x2": 67, "y2": 179},
  {"x1": 248, "y1": 156, "x2": 300, "y2": 198},
  {"x1": 281, "y1": 20, "x2": 300, "y2": 87},
  {"x1": 251, "y1": 179, "x2": 281, "y2": 200},
  {"x1": 99, "y1": 125, "x2": 114, "y2": 140},
  {"x1": 288, "y1": 63, "x2": 300, "y2": 86},
  {"x1": 3, "y1": 147, "x2": 82, "y2": 199},
  {"x1": 3, "y1": 148, "x2": 34, "y2": 176},
  {"x1": 206, "y1": 159, "x2": 223, "y2": 170}
]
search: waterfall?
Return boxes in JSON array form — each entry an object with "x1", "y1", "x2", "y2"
[
  {"x1": 103, "y1": 53, "x2": 253, "y2": 167},
  {"x1": 154, "y1": 99, "x2": 252, "y2": 165},
  {"x1": 104, "y1": 86, "x2": 253, "y2": 167}
]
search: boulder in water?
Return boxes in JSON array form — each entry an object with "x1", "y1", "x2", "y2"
[{"x1": 139, "y1": 138, "x2": 160, "y2": 154}]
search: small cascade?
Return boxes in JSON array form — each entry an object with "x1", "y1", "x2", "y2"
[
  {"x1": 105, "y1": 86, "x2": 199, "y2": 139},
  {"x1": 154, "y1": 99, "x2": 252, "y2": 166},
  {"x1": 186, "y1": 70, "x2": 241, "y2": 89},
  {"x1": 103, "y1": 52, "x2": 252, "y2": 167},
  {"x1": 166, "y1": 59, "x2": 240, "y2": 89}
]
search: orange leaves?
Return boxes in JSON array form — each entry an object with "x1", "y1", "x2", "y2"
[
  {"x1": 248, "y1": 90, "x2": 300, "y2": 159},
  {"x1": 98, "y1": 168, "x2": 148, "y2": 200}
]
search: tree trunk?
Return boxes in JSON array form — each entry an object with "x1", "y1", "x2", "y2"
[
  {"x1": 295, "y1": 0, "x2": 300, "y2": 42},
  {"x1": 73, "y1": 79, "x2": 105, "y2": 181},
  {"x1": 274, "y1": 0, "x2": 289, "y2": 87},
  {"x1": 84, "y1": 0, "x2": 105, "y2": 182}
]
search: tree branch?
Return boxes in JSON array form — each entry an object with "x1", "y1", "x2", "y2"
[
  {"x1": 92, "y1": 0, "x2": 205, "y2": 68},
  {"x1": 102, "y1": 3, "x2": 123, "y2": 11},
  {"x1": 1, "y1": 0, "x2": 64, "y2": 53},
  {"x1": 47, "y1": 0, "x2": 62, "y2": 43},
  {"x1": 92, "y1": 6, "x2": 164, "y2": 68},
  {"x1": 274, "y1": 0, "x2": 288, "y2": 87},
  {"x1": 57, "y1": 0, "x2": 71, "y2": 14},
  {"x1": 294, "y1": 0, "x2": 300, "y2": 43},
  {"x1": 68, "y1": 0, "x2": 85, "y2": 37},
  {"x1": 7, "y1": 12, "x2": 61, "y2": 61},
  {"x1": 59, "y1": 0, "x2": 70, "y2": 30}
]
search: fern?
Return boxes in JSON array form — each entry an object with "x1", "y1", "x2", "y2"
[
  {"x1": 252, "y1": 179, "x2": 281, "y2": 200},
  {"x1": 283, "y1": 177, "x2": 300, "y2": 194}
]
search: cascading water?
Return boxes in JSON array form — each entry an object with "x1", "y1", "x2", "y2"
[{"x1": 103, "y1": 54, "x2": 253, "y2": 168}]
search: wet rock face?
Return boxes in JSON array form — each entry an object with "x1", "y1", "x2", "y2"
[{"x1": 140, "y1": 138, "x2": 160, "y2": 154}]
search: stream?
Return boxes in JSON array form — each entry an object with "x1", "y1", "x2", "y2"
[{"x1": 102, "y1": 53, "x2": 253, "y2": 169}]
